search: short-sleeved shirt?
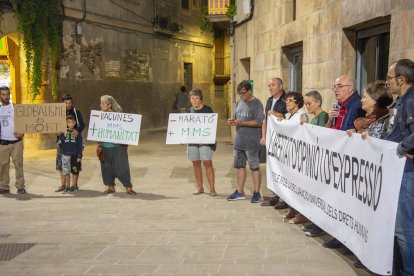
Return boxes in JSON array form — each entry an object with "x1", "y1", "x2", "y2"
[
  {"x1": 189, "y1": 105, "x2": 216, "y2": 149},
  {"x1": 310, "y1": 111, "x2": 329, "y2": 126},
  {"x1": 176, "y1": 92, "x2": 189, "y2": 108},
  {"x1": 233, "y1": 98, "x2": 264, "y2": 151},
  {"x1": 0, "y1": 104, "x2": 17, "y2": 141}
]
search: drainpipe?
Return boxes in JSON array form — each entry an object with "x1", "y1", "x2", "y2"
[
  {"x1": 228, "y1": 0, "x2": 254, "y2": 141},
  {"x1": 75, "y1": 0, "x2": 86, "y2": 44},
  {"x1": 235, "y1": 0, "x2": 254, "y2": 28},
  {"x1": 229, "y1": 0, "x2": 254, "y2": 100}
]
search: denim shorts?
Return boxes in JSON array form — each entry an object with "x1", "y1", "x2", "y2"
[
  {"x1": 61, "y1": 154, "x2": 81, "y2": 175},
  {"x1": 187, "y1": 145, "x2": 213, "y2": 161},
  {"x1": 233, "y1": 149, "x2": 260, "y2": 170}
]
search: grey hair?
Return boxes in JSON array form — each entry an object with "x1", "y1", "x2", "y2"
[
  {"x1": 394, "y1": 59, "x2": 414, "y2": 84},
  {"x1": 101, "y1": 95, "x2": 123, "y2": 112},
  {"x1": 189, "y1": 88, "x2": 203, "y2": 101},
  {"x1": 271, "y1": 77, "x2": 283, "y2": 86},
  {"x1": 346, "y1": 78, "x2": 356, "y2": 91},
  {"x1": 305, "y1": 90, "x2": 323, "y2": 106}
]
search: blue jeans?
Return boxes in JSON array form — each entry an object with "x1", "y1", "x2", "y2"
[{"x1": 395, "y1": 172, "x2": 414, "y2": 276}]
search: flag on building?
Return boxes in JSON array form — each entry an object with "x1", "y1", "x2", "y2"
[{"x1": 208, "y1": 0, "x2": 229, "y2": 15}]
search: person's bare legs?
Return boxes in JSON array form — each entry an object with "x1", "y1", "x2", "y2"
[
  {"x1": 252, "y1": 169, "x2": 261, "y2": 193},
  {"x1": 236, "y1": 167, "x2": 247, "y2": 194},
  {"x1": 192, "y1": 160, "x2": 204, "y2": 192},
  {"x1": 64, "y1": 174, "x2": 70, "y2": 188},
  {"x1": 72, "y1": 174, "x2": 79, "y2": 188},
  {"x1": 60, "y1": 171, "x2": 65, "y2": 186},
  {"x1": 203, "y1": 160, "x2": 215, "y2": 193},
  {"x1": 55, "y1": 171, "x2": 66, "y2": 192}
]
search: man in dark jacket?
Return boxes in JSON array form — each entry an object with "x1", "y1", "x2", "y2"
[
  {"x1": 323, "y1": 75, "x2": 365, "y2": 250},
  {"x1": 326, "y1": 75, "x2": 365, "y2": 130},
  {"x1": 384, "y1": 59, "x2": 414, "y2": 276},
  {"x1": 260, "y1": 77, "x2": 287, "y2": 207}
]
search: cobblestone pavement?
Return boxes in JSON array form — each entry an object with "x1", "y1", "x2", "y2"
[{"x1": 0, "y1": 120, "x2": 372, "y2": 276}]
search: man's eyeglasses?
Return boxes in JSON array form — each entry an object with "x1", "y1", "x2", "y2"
[
  {"x1": 386, "y1": 75, "x2": 399, "y2": 81},
  {"x1": 286, "y1": 98, "x2": 296, "y2": 103},
  {"x1": 332, "y1": 84, "x2": 351, "y2": 89},
  {"x1": 237, "y1": 90, "x2": 248, "y2": 95}
]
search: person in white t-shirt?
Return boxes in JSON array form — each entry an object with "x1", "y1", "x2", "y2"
[{"x1": 0, "y1": 86, "x2": 25, "y2": 194}]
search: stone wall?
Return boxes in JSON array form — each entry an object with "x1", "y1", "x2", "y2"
[
  {"x1": 60, "y1": 0, "x2": 215, "y2": 130},
  {"x1": 232, "y1": 0, "x2": 414, "y2": 113}
]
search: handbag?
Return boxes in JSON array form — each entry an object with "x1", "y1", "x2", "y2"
[{"x1": 96, "y1": 144, "x2": 104, "y2": 161}]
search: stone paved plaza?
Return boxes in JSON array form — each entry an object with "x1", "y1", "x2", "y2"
[{"x1": 0, "y1": 120, "x2": 372, "y2": 276}]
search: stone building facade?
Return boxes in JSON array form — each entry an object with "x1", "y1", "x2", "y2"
[
  {"x1": 61, "y1": 0, "x2": 214, "y2": 129},
  {"x1": 231, "y1": 0, "x2": 414, "y2": 113},
  {"x1": 0, "y1": 0, "x2": 215, "y2": 141}
]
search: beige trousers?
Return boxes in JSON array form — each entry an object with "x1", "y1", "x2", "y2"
[{"x1": 0, "y1": 141, "x2": 25, "y2": 190}]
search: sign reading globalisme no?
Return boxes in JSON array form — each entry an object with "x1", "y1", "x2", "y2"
[{"x1": 87, "y1": 110, "x2": 142, "y2": 146}]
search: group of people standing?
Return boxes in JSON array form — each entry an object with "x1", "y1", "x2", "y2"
[
  {"x1": 0, "y1": 91, "x2": 137, "y2": 196},
  {"x1": 1, "y1": 57, "x2": 413, "y2": 274},
  {"x1": 206, "y1": 59, "x2": 412, "y2": 275},
  {"x1": 186, "y1": 59, "x2": 414, "y2": 275}
]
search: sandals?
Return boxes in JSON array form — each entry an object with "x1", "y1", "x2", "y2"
[
  {"x1": 193, "y1": 190, "x2": 204, "y2": 195},
  {"x1": 103, "y1": 186, "x2": 136, "y2": 195},
  {"x1": 126, "y1": 187, "x2": 137, "y2": 195},
  {"x1": 55, "y1": 185, "x2": 66, "y2": 192},
  {"x1": 103, "y1": 187, "x2": 115, "y2": 194}
]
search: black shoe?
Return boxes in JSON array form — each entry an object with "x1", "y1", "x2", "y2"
[
  {"x1": 305, "y1": 225, "x2": 325, "y2": 237},
  {"x1": 0, "y1": 188, "x2": 10, "y2": 194},
  {"x1": 323, "y1": 238, "x2": 344, "y2": 249},
  {"x1": 17, "y1": 188, "x2": 26, "y2": 194},
  {"x1": 70, "y1": 186, "x2": 79, "y2": 192},
  {"x1": 353, "y1": 259, "x2": 365, "y2": 268},
  {"x1": 301, "y1": 223, "x2": 313, "y2": 232},
  {"x1": 274, "y1": 201, "x2": 289, "y2": 209},
  {"x1": 261, "y1": 196, "x2": 279, "y2": 206}
]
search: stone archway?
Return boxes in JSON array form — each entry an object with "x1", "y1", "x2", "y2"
[
  {"x1": 0, "y1": 33, "x2": 25, "y2": 104},
  {"x1": 1, "y1": 13, "x2": 56, "y2": 149}
]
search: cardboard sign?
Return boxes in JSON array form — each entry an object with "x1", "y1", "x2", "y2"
[
  {"x1": 166, "y1": 113, "x2": 217, "y2": 144},
  {"x1": 87, "y1": 110, "x2": 141, "y2": 145},
  {"x1": 14, "y1": 103, "x2": 66, "y2": 133}
]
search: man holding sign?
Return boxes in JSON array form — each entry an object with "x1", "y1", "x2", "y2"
[
  {"x1": 187, "y1": 88, "x2": 217, "y2": 197},
  {"x1": 0, "y1": 86, "x2": 25, "y2": 194},
  {"x1": 227, "y1": 81, "x2": 264, "y2": 203}
]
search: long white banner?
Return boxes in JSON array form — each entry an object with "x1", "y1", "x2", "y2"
[
  {"x1": 266, "y1": 116, "x2": 405, "y2": 275},
  {"x1": 166, "y1": 113, "x2": 218, "y2": 144}
]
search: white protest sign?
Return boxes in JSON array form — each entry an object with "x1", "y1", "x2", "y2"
[
  {"x1": 14, "y1": 103, "x2": 66, "y2": 133},
  {"x1": 87, "y1": 110, "x2": 141, "y2": 145},
  {"x1": 266, "y1": 116, "x2": 405, "y2": 275},
  {"x1": 166, "y1": 113, "x2": 218, "y2": 144}
]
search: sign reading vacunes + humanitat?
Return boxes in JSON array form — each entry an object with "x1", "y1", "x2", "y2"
[{"x1": 87, "y1": 110, "x2": 141, "y2": 145}]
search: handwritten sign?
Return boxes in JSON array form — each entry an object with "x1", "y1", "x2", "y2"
[
  {"x1": 87, "y1": 110, "x2": 142, "y2": 145},
  {"x1": 266, "y1": 117, "x2": 405, "y2": 275},
  {"x1": 14, "y1": 103, "x2": 66, "y2": 133},
  {"x1": 166, "y1": 113, "x2": 217, "y2": 144}
]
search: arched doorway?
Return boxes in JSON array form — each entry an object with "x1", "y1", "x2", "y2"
[{"x1": 0, "y1": 34, "x2": 22, "y2": 104}]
